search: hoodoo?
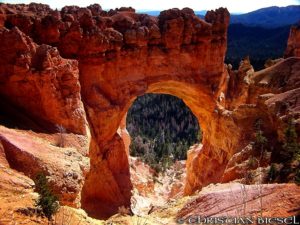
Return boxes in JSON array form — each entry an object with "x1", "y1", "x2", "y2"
[{"x1": 285, "y1": 23, "x2": 300, "y2": 58}]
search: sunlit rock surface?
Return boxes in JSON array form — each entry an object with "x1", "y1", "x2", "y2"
[
  {"x1": 0, "y1": 3, "x2": 299, "y2": 220},
  {"x1": 285, "y1": 23, "x2": 300, "y2": 58}
]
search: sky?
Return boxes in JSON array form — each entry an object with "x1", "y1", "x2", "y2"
[{"x1": 1, "y1": 0, "x2": 300, "y2": 13}]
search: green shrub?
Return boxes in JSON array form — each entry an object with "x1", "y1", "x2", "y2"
[
  {"x1": 254, "y1": 119, "x2": 267, "y2": 153},
  {"x1": 282, "y1": 118, "x2": 299, "y2": 162},
  {"x1": 275, "y1": 118, "x2": 300, "y2": 184},
  {"x1": 267, "y1": 164, "x2": 278, "y2": 183},
  {"x1": 34, "y1": 173, "x2": 59, "y2": 220},
  {"x1": 253, "y1": 119, "x2": 268, "y2": 167}
]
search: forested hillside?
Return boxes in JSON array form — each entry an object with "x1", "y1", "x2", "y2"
[
  {"x1": 226, "y1": 24, "x2": 290, "y2": 70},
  {"x1": 127, "y1": 94, "x2": 200, "y2": 170}
]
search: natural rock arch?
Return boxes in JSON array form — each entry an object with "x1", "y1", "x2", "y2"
[
  {"x1": 77, "y1": 8, "x2": 235, "y2": 218},
  {"x1": 1, "y1": 3, "x2": 292, "y2": 220}
]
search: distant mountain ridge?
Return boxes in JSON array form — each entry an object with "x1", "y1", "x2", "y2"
[
  {"x1": 226, "y1": 24, "x2": 291, "y2": 70},
  {"x1": 230, "y1": 5, "x2": 300, "y2": 28},
  {"x1": 137, "y1": 10, "x2": 207, "y2": 16},
  {"x1": 140, "y1": 5, "x2": 300, "y2": 28},
  {"x1": 226, "y1": 5, "x2": 300, "y2": 69}
]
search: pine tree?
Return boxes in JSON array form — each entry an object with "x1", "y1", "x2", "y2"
[
  {"x1": 254, "y1": 119, "x2": 268, "y2": 161},
  {"x1": 35, "y1": 173, "x2": 59, "y2": 220},
  {"x1": 282, "y1": 118, "x2": 299, "y2": 161}
]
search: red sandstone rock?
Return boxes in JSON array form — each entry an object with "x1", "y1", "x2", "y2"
[
  {"x1": 130, "y1": 157, "x2": 155, "y2": 197},
  {"x1": 118, "y1": 113, "x2": 131, "y2": 155},
  {"x1": 0, "y1": 27, "x2": 88, "y2": 135},
  {"x1": 0, "y1": 125, "x2": 90, "y2": 207},
  {"x1": 0, "y1": 163, "x2": 101, "y2": 224},
  {"x1": 178, "y1": 183, "x2": 300, "y2": 223},
  {"x1": 0, "y1": 3, "x2": 299, "y2": 221},
  {"x1": 221, "y1": 144, "x2": 272, "y2": 184},
  {"x1": 0, "y1": 141, "x2": 9, "y2": 167},
  {"x1": 285, "y1": 23, "x2": 300, "y2": 58}
]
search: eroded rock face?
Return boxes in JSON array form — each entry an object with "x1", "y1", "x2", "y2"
[
  {"x1": 178, "y1": 183, "x2": 300, "y2": 221},
  {"x1": 0, "y1": 3, "x2": 299, "y2": 220},
  {"x1": 0, "y1": 161, "x2": 101, "y2": 225},
  {"x1": 285, "y1": 23, "x2": 300, "y2": 58},
  {"x1": 0, "y1": 125, "x2": 90, "y2": 207},
  {"x1": 0, "y1": 7, "x2": 91, "y2": 210},
  {"x1": 0, "y1": 27, "x2": 88, "y2": 134}
]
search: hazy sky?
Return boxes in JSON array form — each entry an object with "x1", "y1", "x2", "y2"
[{"x1": 1, "y1": 0, "x2": 300, "y2": 13}]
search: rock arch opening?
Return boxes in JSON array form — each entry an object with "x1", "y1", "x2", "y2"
[
  {"x1": 126, "y1": 93, "x2": 201, "y2": 214},
  {"x1": 127, "y1": 93, "x2": 201, "y2": 169},
  {"x1": 80, "y1": 77, "x2": 231, "y2": 219}
]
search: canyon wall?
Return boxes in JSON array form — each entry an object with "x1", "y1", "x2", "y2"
[{"x1": 0, "y1": 3, "x2": 299, "y2": 220}]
